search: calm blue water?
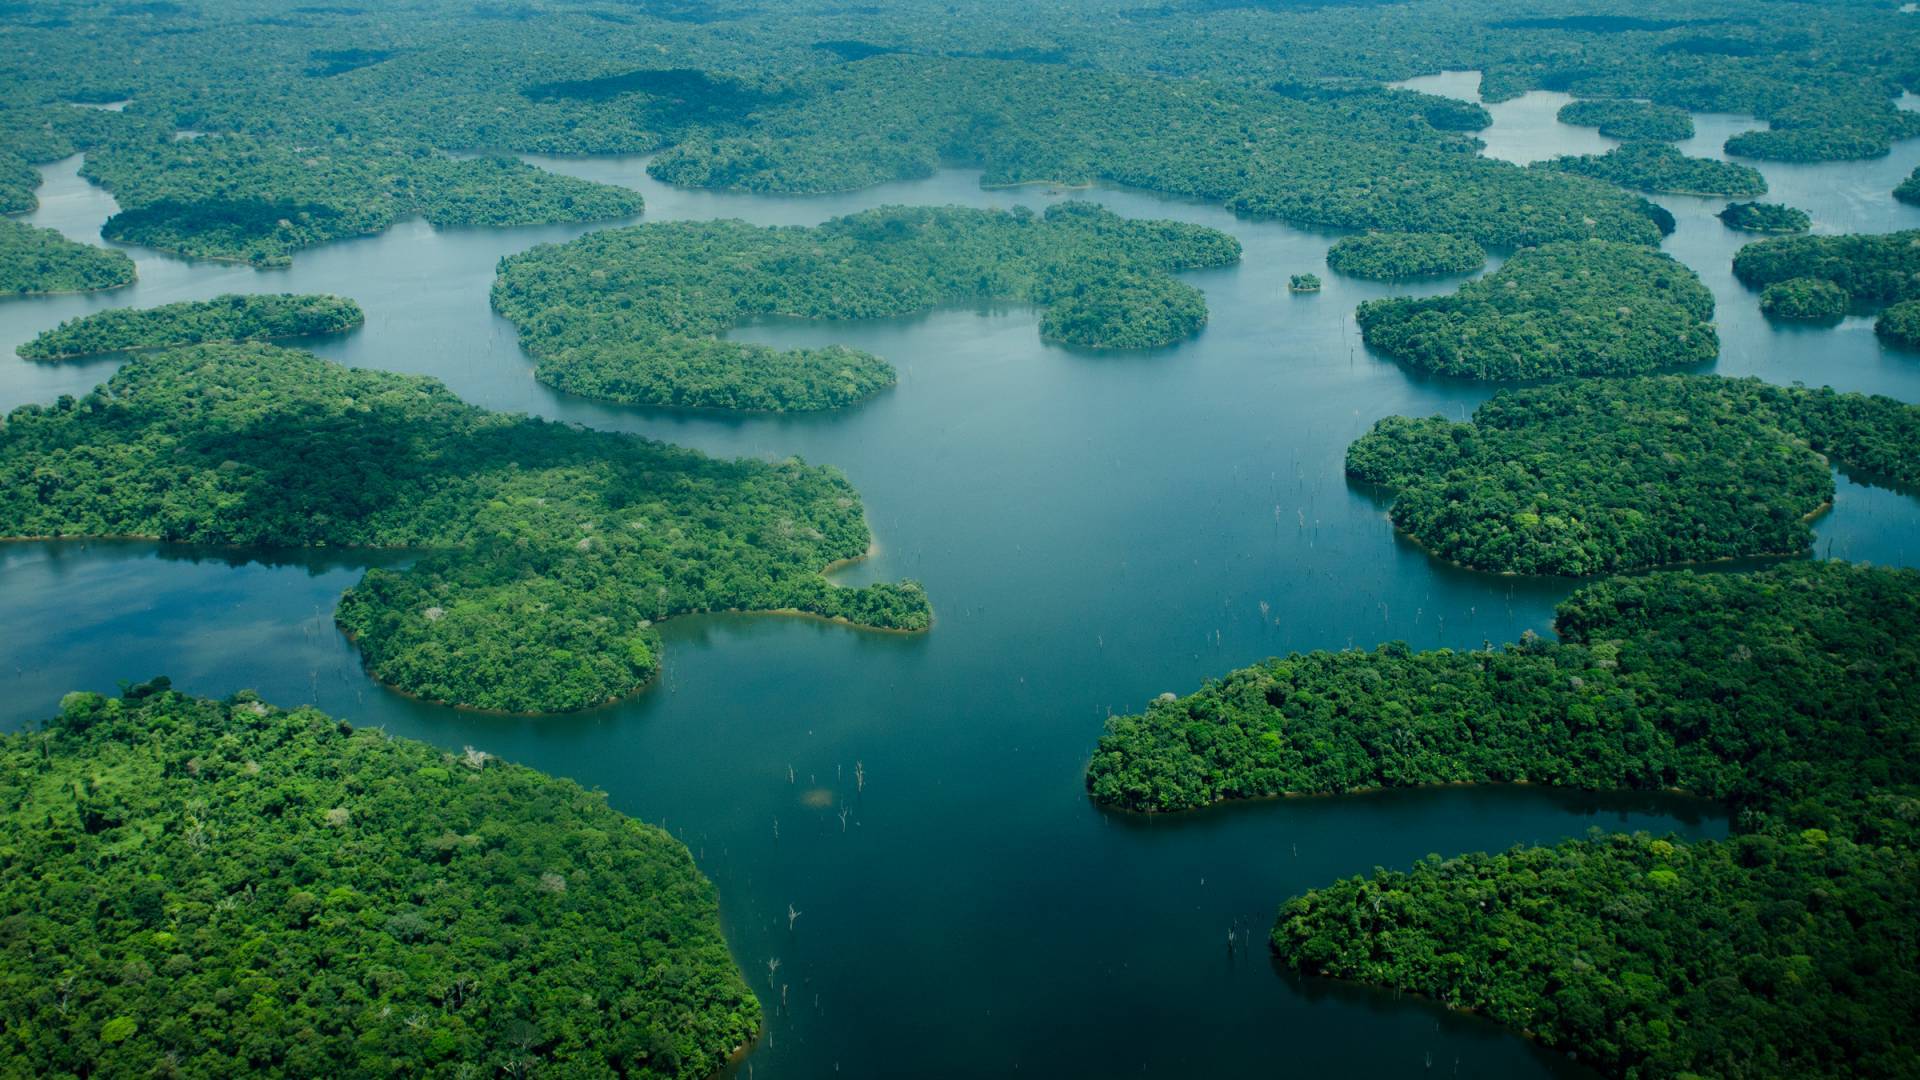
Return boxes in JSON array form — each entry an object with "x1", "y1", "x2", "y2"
[{"x1": 3, "y1": 81, "x2": 1917, "y2": 1076}]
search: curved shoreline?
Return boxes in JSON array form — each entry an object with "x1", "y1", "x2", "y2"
[{"x1": 18, "y1": 316, "x2": 366, "y2": 361}]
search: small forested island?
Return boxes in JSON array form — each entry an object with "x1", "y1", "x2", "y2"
[
  {"x1": 82, "y1": 134, "x2": 644, "y2": 265},
  {"x1": 1733, "y1": 229, "x2": 1920, "y2": 311},
  {"x1": 18, "y1": 293, "x2": 363, "y2": 359},
  {"x1": 0, "y1": 680, "x2": 759, "y2": 1076},
  {"x1": 1536, "y1": 142, "x2": 1767, "y2": 196},
  {"x1": 1555, "y1": 98, "x2": 1694, "y2": 142},
  {"x1": 1717, "y1": 201, "x2": 1811, "y2": 233},
  {"x1": 492, "y1": 202, "x2": 1239, "y2": 411},
  {"x1": 1879, "y1": 300, "x2": 1920, "y2": 349},
  {"x1": 1090, "y1": 561, "x2": 1920, "y2": 1079},
  {"x1": 0, "y1": 345, "x2": 931, "y2": 711},
  {"x1": 1345, "y1": 375, "x2": 1919, "y2": 575},
  {"x1": 1899, "y1": 167, "x2": 1920, "y2": 205},
  {"x1": 1287, "y1": 273, "x2": 1321, "y2": 293},
  {"x1": 0, "y1": 218, "x2": 135, "y2": 295},
  {"x1": 1354, "y1": 240, "x2": 1715, "y2": 380},
  {"x1": 1759, "y1": 278, "x2": 1850, "y2": 321},
  {"x1": 1324, "y1": 232, "x2": 1485, "y2": 280},
  {"x1": 1726, "y1": 121, "x2": 1920, "y2": 163}
]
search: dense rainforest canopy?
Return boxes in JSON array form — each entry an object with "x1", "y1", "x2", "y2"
[
  {"x1": 1346, "y1": 375, "x2": 1920, "y2": 575},
  {"x1": 1535, "y1": 142, "x2": 1767, "y2": 197},
  {"x1": 0, "y1": 681, "x2": 759, "y2": 1078},
  {"x1": 0, "y1": 345, "x2": 930, "y2": 711},
  {"x1": 1091, "y1": 561, "x2": 1920, "y2": 1079},
  {"x1": 1354, "y1": 240, "x2": 1715, "y2": 380},
  {"x1": 1323, "y1": 231, "x2": 1485, "y2": 281},
  {"x1": 0, "y1": 218, "x2": 134, "y2": 295},
  {"x1": 1759, "y1": 278, "x2": 1850, "y2": 322},
  {"x1": 1555, "y1": 99, "x2": 1693, "y2": 142},
  {"x1": 18, "y1": 293, "x2": 363, "y2": 360},
  {"x1": 1717, "y1": 201, "x2": 1810, "y2": 234},
  {"x1": 493, "y1": 202, "x2": 1240, "y2": 411},
  {"x1": 1879, "y1": 300, "x2": 1920, "y2": 349},
  {"x1": 1733, "y1": 229, "x2": 1920, "y2": 315},
  {"x1": 1899, "y1": 167, "x2": 1920, "y2": 206}
]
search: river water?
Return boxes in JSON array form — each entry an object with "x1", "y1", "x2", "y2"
[{"x1": 3, "y1": 78, "x2": 1918, "y2": 1076}]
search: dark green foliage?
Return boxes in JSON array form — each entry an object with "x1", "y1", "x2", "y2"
[
  {"x1": 492, "y1": 202, "x2": 1239, "y2": 411},
  {"x1": 19, "y1": 293, "x2": 363, "y2": 359},
  {"x1": 1346, "y1": 376, "x2": 1920, "y2": 575},
  {"x1": 1537, "y1": 142, "x2": 1766, "y2": 196},
  {"x1": 645, "y1": 57, "x2": 1664, "y2": 248},
  {"x1": 0, "y1": 218, "x2": 134, "y2": 295},
  {"x1": 1354, "y1": 240, "x2": 1715, "y2": 379},
  {"x1": 1734, "y1": 229, "x2": 1920, "y2": 309},
  {"x1": 1324, "y1": 231, "x2": 1485, "y2": 280},
  {"x1": 82, "y1": 135, "x2": 644, "y2": 265},
  {"x1": 1878, "y1": 299, "x2": 1920, "y2": 349},
  {"x1": 1556, "y1": 98, "x2": 1693, "y2": 141},
  {"x1": 0, "y1": 345, "x2": 931, "y2": 711},
  {"x1": 1717, "y1": 201, "x2": 1810, "y2": 233},
  {"x1": 1288, "y1": 273, "x2": 1320, "y2": 292},
  {"x1": 1419, "y1": 96, "x2": 1491, "y2": 132},
  {"x1": 1898, "y1": 167, "x2": 1920, "y2": 206},
  {"x1": 1760, "y1": 278, "x2": 1849, "y2": 322},
  {"x1": 0, "y1": 683, "x2": 760, "y2": 1077},
  {"x1": 1725, "y1": 120, "x2": 1920, "y2": 163}
]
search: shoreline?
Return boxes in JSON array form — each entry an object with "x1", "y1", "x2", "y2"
[
  {"x1": 18, "y1": 316, "x2": 367, "y2": 362},
  {"x1": 1094, "y1": 775, "x2": 1710, "y2": 817}
]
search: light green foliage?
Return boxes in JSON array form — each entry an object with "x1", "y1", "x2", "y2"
[
  {"x1": 0, "y1": 681, "x2": 760, "y2": 1077},
  {"x1": 1717, "y1": 202, "x2": 1810, "y2": 233},
  {"x1": 1733, "y1": 229, "x2": 1920, "y2": 313},
  {"x1": 1878, "y1": 299, "x2": 1920, "y2": 349},
  {"x1": 0, "y1": 345, "x2": 930, "y2": 711},
  {"x1": 1760, "y1": 278, "x2": 1849, "y2": 321},
  {"x1": 0, "y1": 218, "x2": 134, "y2": 296},
  {"x1": 1537, "y1": 142, "x2": 1766, "y2": 196},
  {"x1": 1325, "y1": 231, "x2": 1485, "y2": 280},
  {"x1": 80, "y1": 135, "x2": 643, "y2": 265},
  {"x1": 1556, "y1": 98, "x2": 1694, "y2": 141},
  {"x1": 19, "y1": 293, "x2": 363, "y2": 359},
  {"x1": 1346, "y1": 376, "x2": 1920, "y2": 575},
  {"x1": 492, "y1": 202, "x2": 1239, "y2": 411},
  {"x1": 1288, "y1": 273, "x2": 1321, "y2": 292},
  {"x1": 1355, "y1": 240, "x2": 1715, "y2": 379}
]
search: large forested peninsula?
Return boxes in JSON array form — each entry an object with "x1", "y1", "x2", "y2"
[
  {"x1": 1733, "y1": 229, "x2": 1920, "y2": 313},
  {"x1": 1354, "y1": 240, "x2": 1715, "y2": 380},
  {"x1": 1535, "y1": 142, "x2": 1766, "y2": 197},
  {"x1": 79, "y1": 134, "x2": 644, "y2": 265},
  {"x1": 1091, "y1": 561, "x2": 1920, "y2": 1079},
  {"x1": 1346, "y1": 376, "x2": 1920, "y2": 576},
  {"x1": 0, "y1": 218, "x2": 135, "y2": 296},
  {"x1": 0, "y1": 681, "x2": 759, "y2": 1077},
  {"x1": 18, "y1": 293, "x2": 363, "y2": 359},
  {"x1": 1324, "y1": 232, "x2": 1485, "y2": 281},
  {"x1": 0, "y1": 345, "x2": 930, "y2": 712},
  {"x1": 1555, "y1": 99, "x2": 1693, "y2": 142},
  {"x1": 493, "y1": 202, "x2": 1239, "y2": 411}
]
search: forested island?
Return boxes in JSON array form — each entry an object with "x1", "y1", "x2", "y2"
[
  {"x1": 1760, "y1": 278, "x2": 1850, "y2": 322},
  {"x1": 1536, "y1": 142, "x2": 1767, "y2": 197},
  {"x1": 1346, "y1": 376, "x2": 1920, "y2": 575},
  {"x1": 1899, "y1": 167, "x2": 1920, "y2": 205},
  {"x1": 1880, "y1": 300, "x2": 1920, "y2": 349},
  {"x1": 1717, "y1": 201, "x2": 1811, "y2": 233},
  {"x1": 1354, "y1": 240, "x2": 1715, "y2": 380},
  {"x1": 1555, "y1": 98, "x2": 1692, "y2": 141},
  {"x1": 18, "y1": 293, "x2": 363, "y2": 359},
  {"x1": 1733, "y1": 229, "x2": 1920, "y2": 314},
  {"x1": 1288, "y1": 273, "x2": 1321, "y2": 293},
  {"x1": 1324, "y1": 232, "x2": 1485, "y2": 280},
  {"x1": 81, "y1": 135, "x2": 644, "y2": 265},
  {"x1": 0, "y1": 680, "x2": 759, "y2": 1077},
  {"x1": 492, "y1": 202, "x2": 1239, "y2": 411},
  {"x1": 0, "y1": 345, "x2": 930, "y2": 711},
  {"x1": 0, "y1": 218, "x2": 135, "y2": 295},
  {"x1": 1090, "y1": 561, "x2": 1920, "y2": 1079}
]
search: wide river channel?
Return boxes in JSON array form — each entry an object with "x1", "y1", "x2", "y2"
[{"x1": 4, "y1": 75, "x2": 1918, "y2": 1077}]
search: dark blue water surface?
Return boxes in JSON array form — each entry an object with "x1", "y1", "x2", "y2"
[{"x1": 4, "y1": 78, "x2": 1918, "y2": 1077}]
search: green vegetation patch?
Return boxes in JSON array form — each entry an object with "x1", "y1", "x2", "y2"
[
  {"x1": 1324, "y1": 231, "x2": 1485, "y2": 280},
  {"x1": 1556, "y1": 98, "x2": 1694, "y2": 141},
  {"x1": 1354, "y1": 239, "x2": 1715, "y2": 379},
  {"x1": 1760, "y1": 277, "x2": 1850, "y2": 322},
  {"x1": 492, "y1": 202, "x2": 1240, "y2": 412},
  {"x1": 0, "y1": 218, "x2": 135, "y2": 296},
  {"x1": 82, "y1": 134, "x2": 643, "y2": 266},
  {"x1": 1878, "y1": 299, "x2": 1920, "y2": 349},
  {"x1": 19, "y1": 293, "x2": 363, "y2": 359},
  {"x1": 1536, "y1": 141, "x2": 1766, "y2": 196},
  {"x1": 0, "y1": 681, "x2": 760, "y2": 1077},
  {"x1": 1899, "y1": 167, "x2": 1920, "y2": 206},
  {"x1": 646, "y1": 57, "x2": 1665, "y2": 249},
  {"x1": 1733, "y1": 228, "x2": 1920, "y2": 312},
  {"x1": 1346, "y1": 375, "x2": 1920, "y2": 575},
  {"x1": 1287, "y1": 273, "x2": 1320, "y2": 293},
  {"x1": 1717, "y1": 201, "x2": 1810, "y2": 233},
  {"x1": 0, "y1": 345, "x2": 931, "y2": 711}
]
